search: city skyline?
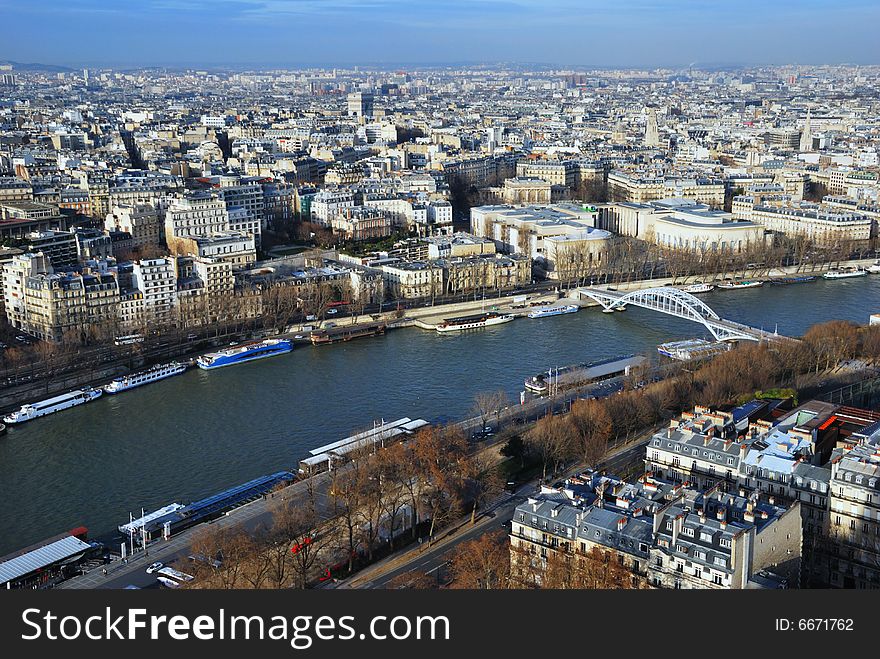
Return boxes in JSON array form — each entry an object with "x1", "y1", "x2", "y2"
[{"x1": 2, "y1": 0, "x2": 880, "y2": 68}]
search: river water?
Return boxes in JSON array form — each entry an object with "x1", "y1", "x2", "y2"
[{"x1": 1, "y1": 276, "x2": 879, "y2": 555}]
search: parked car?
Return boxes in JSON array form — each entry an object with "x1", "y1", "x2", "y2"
[
  {"x1": 145, "y1": 561, "x2": 164, "y2": 574},
  {"x1": 327, "y1": 308, "x2": 338, "y2": 315}
]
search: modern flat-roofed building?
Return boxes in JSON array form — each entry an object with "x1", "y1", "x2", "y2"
[
  {"x1": 0, "y1": 201, "x2": 72, "y2": 240},
  {"x1": 470, "y1": 203, "x2": 606, "y2": 262}
]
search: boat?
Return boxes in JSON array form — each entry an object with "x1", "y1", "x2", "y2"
[
  {"x1": 868, "y1": 261, "x2": 880, "y2": 274},
  {"x1": 435, "y1": 311, "x2": 515, "y2": 332},
  {"x1": 823, "y1": 268, "x2": 868, "y2": 280},
  {"x1": 524, "y1": 355, "x2": 647, "y2": 396},
  {"x1": 3, "y1": 387, "x2": 103, "y2": 424},
  {"x1": 601, "y1": 307, "x2": 617, "y2": 314},
  {"x1": 103, "y1": 362, "x2": 187, "y2": 394},
  {"x1": 310, "y1": 322, "x2": 386, "y2": 345},
  {"x1": 768, "y1": 275, "x2": 816, "y2": 285},
  {"x1": 658, "y1": 338, "x2": 731, "y2": 361},
  {"x1": 197, "y1": 338, "x2": 293, "y2": 370},
  {"x1": 681, "y1": 283, "x2": 714, "y2": 294},
  {"x1": 527, "y1": 304, "x2": 579, "y2": 319},
  {"x1": 716, "y1": 280, "x2": 763, "y2": 290}
]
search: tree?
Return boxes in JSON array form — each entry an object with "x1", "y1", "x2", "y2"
[
  {"x1": 268, "y1": 493, "x2": 335, "y2": 589},
  {"x1": 568, "y1": 398, "x2": 613, "y2": 468},
  {"x1": 501, "y1": 434, "x2": 526, "y2": 468},
  {"x1": 473, "y1": 389, "x2": 507, "y2": 432},
  {"x1": 524, "y1": 412, "x2": 572, "y2": 481},
  {"x1": 449, "y1": 530, "x2": 511, "y2": 589}
]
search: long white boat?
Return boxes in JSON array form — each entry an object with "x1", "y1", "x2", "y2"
[
  {"x1": 681, "y1": 283, "x2": 714, "y2": 294},
  {"x1": 823, "y1": 268, "x2": 868, "y2": 280},
  {"x1": 527, "y1": 304, "x2": 579, "y2": 319},
  {"x1": 717, "y1": 280, "x2": 763, "y2": 290},
  {"x1": 104, "y1": 362, "x2": 187, "y2": 394},
  {"x1": 436, "y1": 311, "x2": 514, "y2": 332},
  {"x1": 868, "y1": 261, "x2": 880, "y2": 274},
  {"x1": 3, "y1": 387, "x2": 103, "y2": 424}
]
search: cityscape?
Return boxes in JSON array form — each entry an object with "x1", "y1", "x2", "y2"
[{"x1": 2, "y1": 1, "x2": 880, "y2": 597}]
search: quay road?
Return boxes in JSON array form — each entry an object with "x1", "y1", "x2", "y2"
[
  {"x1": 58, "y1": 373, "x2": 648, "y2": 590},
  {"x1": 339, "y1": 427, "x2": 658, "y2": 590}
]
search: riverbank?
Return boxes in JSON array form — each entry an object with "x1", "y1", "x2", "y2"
[{"x1": 2, "y1": 268, "x2": 879, "y2": 556}]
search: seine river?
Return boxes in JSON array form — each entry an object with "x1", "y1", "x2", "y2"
[{"x1": 1, "y1": 276, "x2": 879, "y2": 555}]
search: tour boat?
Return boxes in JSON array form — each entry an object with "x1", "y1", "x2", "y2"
[
  {"x1": 527, "y1": 304, "x2": 580, "y2": 319},
  {"x1": 104, "y1": 362, "x2": 187, "y2": 394},
  {"x1": 716, "y1": 280, "x2": 763, "y2": 290},
  {"x1": 436, "y1": 311, "x2": 514, "y2": 332},
  {"x1": 3, "y1": 387, "x2": 103, "y2": 424},
  {"x1": 823, "y1": 268, "x2": 867, "y2": 280},
  {"x1": 681, "y1": 283, "x2": 714, "y2": 294},
  {"x1": 197, "y1": 339, "x2": 293, "y2": 370}
]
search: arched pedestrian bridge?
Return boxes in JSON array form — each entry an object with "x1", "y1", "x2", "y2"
[{"x1": 575, "y1": 286, "x2": 788, "y2": 342}]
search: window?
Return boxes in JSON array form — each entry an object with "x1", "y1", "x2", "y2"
[{"x1": 713, "y1": 574, "x2": 723, "y2": 586}]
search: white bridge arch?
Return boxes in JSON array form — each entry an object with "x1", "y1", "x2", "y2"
[{"x1": 577, "y1": 286, "x2": 779, "y2": 342}]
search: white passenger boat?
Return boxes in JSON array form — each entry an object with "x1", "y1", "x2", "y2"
[
  {"x1": 823, "y1": 268, "x2": 868, "y2": 279},
  {"x1": 3, "y1": 387, "x2": 103, "y2": 424},
  {"x1": 104, "y1": 362, "x2": 187, "y2": 394},
  {"x1": 436, "y1": 311, "x2": 515, "y2": 332},
  {"x1": 527, "y1": 304, "x2": 579, "y2": 319},
  {"x1": 681, "y1": 283, "x2": 714, "y2": 294}
]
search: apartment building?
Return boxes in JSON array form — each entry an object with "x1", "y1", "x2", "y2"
[
  {"x1": 164, "y1": 193, "x2": 230, "y2": 248},
  {"x1": 827, "y1": 423, "x2": 880, "y2": 589},
  {"x1": 511, "y1": 470, "x2": 800, "y2": 589},
  {"x1": 131, "y1": 257, "x2": 178, "y2": 326},
  {"x1": 607, "y1": 172, "x2": 725, "y2": 206},
  {"x1": 330, "y1": 206, "x2": 393, "y2": 242},
  {"x1": 175, "y1": 230, "x2": 256, "y2": 270},
  {"x1": 381, "y1": 261, "x2": 443, "y2": 299},
  {"x1": 105, "y1": 204, "x2": 163, "y2": 249},
  {"x1": 737, "y1": 201, "x2": 874, "y2": 246}
]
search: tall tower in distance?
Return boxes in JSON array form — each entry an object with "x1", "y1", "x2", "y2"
[
  {"x1": 83, "y1": 68, "x2": 89, "y2": 86},
  {"x1": 799, "y1": 108, "x2": 813, "y2": 152},
  {"x1": 644, "y1": 107, "x2": 660, "y2": 147}
]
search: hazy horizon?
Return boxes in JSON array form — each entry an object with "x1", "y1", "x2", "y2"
[{"x1": 1, "y1": 0, "x2": 878, "y2": 69}]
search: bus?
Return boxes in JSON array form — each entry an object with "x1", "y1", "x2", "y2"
[{"x1": 114, "y1": 334, "x2": 144, "y2": 346}]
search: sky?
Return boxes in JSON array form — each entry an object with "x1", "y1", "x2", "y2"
[{"x1": 1, "y1": 0, "x2": 879, "y2": 69}]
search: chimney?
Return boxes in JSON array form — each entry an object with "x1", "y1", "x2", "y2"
[
  {"x1": 739, "y1": 443, "x2": 748, "y2": 460},
  {"x1": 671, "y1": 514, "x2": 684, "y2": 547},
  {"x1": 738, "y1": 487, "x2": 745, "y2": 497},
  {"x1": 717, "y1": 506, "x2": 726, "y2": 522},
  {"x1": 617, "y1": 517, "x2": 627, "y2": 532},
  {"x1": 653, "y1": 510, "x2": 664, "y2": 535},
  {"x1": 768, "y1": 496, "x2": 775, "y2": 505},
  {"x1": 720, "y1": 519, "x2": 727, "y2": 530},
  {"x1": 703, "y1": 434, "x2": 711, "y2": 446},
  {"x1": 699, "y1": 508, "x2": 706, "y2": 524}
]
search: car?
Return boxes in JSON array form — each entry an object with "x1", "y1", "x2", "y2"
[
  {"x1": 145, "y1": 561, "x2": 164, "y2": 574},
  {"x1": 327, "y1": 308, "x2": 338, "y2": 314}
]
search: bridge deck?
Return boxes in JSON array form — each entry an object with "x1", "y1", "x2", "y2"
[{"x1": 575, "y1": 286, "x2": 792, "y2": 343}]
